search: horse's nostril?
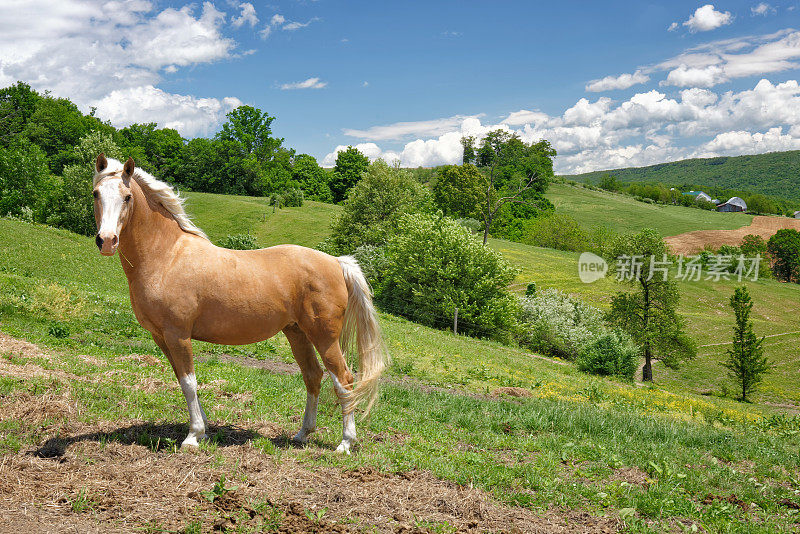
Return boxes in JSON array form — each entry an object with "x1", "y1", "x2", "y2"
[
  {"x1": 95, "y1": 234, "x2": 103, "y2": 250},
  {"x1": 111, "y1": 235, "x2": 118, "y2": 247}
]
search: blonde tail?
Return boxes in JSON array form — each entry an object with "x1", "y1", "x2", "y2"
[{"x1": 337, "y1": 256, "x2": 390, "y2": 416}]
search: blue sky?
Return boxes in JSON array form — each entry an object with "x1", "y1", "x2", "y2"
[{"x1": 2, "y1": 1, "x2": 800, "y2": 173}]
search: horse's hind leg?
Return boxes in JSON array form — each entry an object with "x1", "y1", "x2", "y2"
[
  {"x1": 283, "y1": 324, "x2": 324, "y2": 444},
  {"x1": 308, "y1": 333, "x2": 356, "y2": 454}
]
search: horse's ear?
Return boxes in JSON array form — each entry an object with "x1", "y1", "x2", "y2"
[
  {"x1": 122, "y1": 157, "x2": 135, "y2": 185},
  {"x1": 96, "y1": 153, "x2": 107, "y2": 173}
]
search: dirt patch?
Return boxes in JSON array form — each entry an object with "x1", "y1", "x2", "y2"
[
  {"x1": 117, "y1": 353, "x2": 163, "y2": 366},
  {"x1": 0, "y1": 398, "x2": 619, "y2": 533},
  {"x1": 665, "y1": 215, "x2": 800, "y2": 255},
  {"x1": 490, "y1": 387, "x2": 533, "y2": 398},
  {"x1": 701, "y1": 493, "x2": 750, "y2": 511},
  {"x1": 609, "y1": 467, "x2": 650, "y2": 487},
  {"x1": 196, "y1": 353, "x2": 301, "y2": 375},
  {"x1": 0, "y1": 357, "x2": 85, "y2": 383}
]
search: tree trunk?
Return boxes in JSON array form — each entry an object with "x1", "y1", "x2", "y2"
[
  {"x1": 483, "y1": 225, "x2": 489, "y2": 245},
  {"x1": 642, "y1": 346, "x2": 653, "y2": 382},
  {"x1": 642, "y1": 280, "x2": 653, "y2": 382}
]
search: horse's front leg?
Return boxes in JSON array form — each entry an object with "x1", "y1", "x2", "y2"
[{"x1": 157, "y1": 331, "x2": 207, "y2": 447}]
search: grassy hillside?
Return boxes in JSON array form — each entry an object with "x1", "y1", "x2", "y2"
[
  {"x1": 2, "y1": 217, "x2": 800, "y2": 532},
  {"x1": 546, "y1": 182, "x2": 752, "y2": 236},
  {"x1": 180, "y1": 193, "x2": 799, "y2": 404},
  {"x1": 566, "y1": 150, "x2": 800, "y2": 200},
  {"x1": 184, "y1": 192, "x2": 338, "y2": 248}
]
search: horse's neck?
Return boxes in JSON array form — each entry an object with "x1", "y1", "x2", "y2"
[{"x1": 118, "y1": 181, "x2": 185, "y2": 278}]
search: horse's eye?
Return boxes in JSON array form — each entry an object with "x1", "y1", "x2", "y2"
[
  {"x1": 124, "y1": 194, "x2": 132, "y2": 203},
  {"x1": 92, "y1": 190, "x2": 99, "y2": 199}
]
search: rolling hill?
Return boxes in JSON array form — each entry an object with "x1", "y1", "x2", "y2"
[
  {"x1": 2, "y1": 184, "x2": 800, "y2": 531},
  {"x1": 565, "y1": 150, "x2": 800, "y2": 200},
  {"x1": 177, "y1": 192, "x2": 800, "y2": 405}
]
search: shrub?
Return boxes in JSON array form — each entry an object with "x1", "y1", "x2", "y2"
[
  {"x1": 283, "y1": 187, "x2": 304, "y2": 207},
  {"x1": 522, "y1": 213, "x2": 589, "y2": 252},
  {"x1": 767, "y1": 229, "x2": 800, "y2": 283},
  {"x1": 577, "y1": 332, "x2": 639, "y2": 381},
  {"x1": 378, "y1": 213, "x2": 519, "y2": 342},
  {"x1": 525, "y1": 282, "x2": 537, "y2": 297},
  {"x1": 217, "y1": 233, "x2": 259, "y2": 250},
  {"x1": 323, "y1": 160, "x2": 433, "y2": 255},
  {"x1": 519, "y1": 289, "x2": 608, "y2": 359},
  {"x1": 0, "y1": 140, "x2": 58, "y2": 222},
  {"x1": 350, "y1": 244, "x2": 391, "y2": 285},
  {"x1": 454, "y1": 218, "x2": 482, "y2": 234}
]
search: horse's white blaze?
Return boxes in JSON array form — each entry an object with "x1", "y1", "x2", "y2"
[
  {"x1": 329, "y1": 371, "x2": 356, "y2": 454},
  {"x1": 179, "y1": 373, "x2": 206, "y2": 447},
  {"x1": 292, "y1": 392, "x2": 318, "y2": 444},
  {"x1": 97, "y1": 177, "x2": 125, "y2": 252}
]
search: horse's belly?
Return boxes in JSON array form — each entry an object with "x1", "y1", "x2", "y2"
[{"x1": 191, "y1": 303, "x2": 288, "y2": 345}]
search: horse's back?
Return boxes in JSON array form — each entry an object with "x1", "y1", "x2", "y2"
[{"x1": 175, "y1": 241, "x2": 348, "y2": 344}]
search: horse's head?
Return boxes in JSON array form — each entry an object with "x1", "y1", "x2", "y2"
[{"x1": 93, "y1": 153, "x2": 135, "y2": 256}]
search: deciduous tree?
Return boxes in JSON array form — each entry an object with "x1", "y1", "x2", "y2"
[
  {"x1": 468, "y1": 129, "x2": 555, "y2": 244},
  {"x1": 606, "y1": 229, "x2": 696, "y2": 381},
  {"x1": 330, "y1": 146, "x2": 369, "y2": 203}
]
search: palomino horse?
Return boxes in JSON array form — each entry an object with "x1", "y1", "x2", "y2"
[{"x1": 92, "y1": 154, "x2": 388, "y2": 453}]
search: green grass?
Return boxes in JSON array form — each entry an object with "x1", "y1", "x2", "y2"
[
  {"x1": 2, "y1": 211, "x2": 800, "y2": 531},
  {"x1": 184, "y1": 192, "x2": 338, "y2": 248},
  {"x1": 487, "y1": 235, "x2": 800, "y2": 405},
  {"x1": 1, "y1": 185, "x2": 799, "y2": 531},
  {"x1": 546, "y1": 182, "x2": 753, "y2": 236}
]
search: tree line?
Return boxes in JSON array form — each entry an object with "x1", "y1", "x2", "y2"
[{"x1": 0, "y1": 81, "x2": 372, "y2": 235}]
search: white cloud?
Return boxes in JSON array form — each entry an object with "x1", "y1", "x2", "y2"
[
  {"x1": 668, "y1": 22, "x2": 679, "y2": 32},
  {"x1": 326, "y1": 78, "x2": 800, "y2": 173},
  {"x1": 280, "y1": 77, "x2": 327, "y2": 90},
  {"x1": 652, "y1": 29, "x2": 800, "y2": 88},
  {"x1": 682, "y1": 4, "x2": 733, "y2": 32},
  {"x1": 260, "y1": 13, "x2": 316, "y2": 38},
  {"x1": 343, "y1": 115, "x2": 482, "y2": 141},
  {"x1": 664, "y1": 65, "x2": 725, "y2": 87},
  {"x1": 501, "y1": 110, "x2": 550, "y2": 126},
  {"x1": 93, "y1": 85, "x2": 242, "y2": 137},
  {"x1": 751, "y1": 3, "x2": 776, "y2": 16},
  {"x1": 699, "y1": 127, "x2": 800, "y2": 155},
  {"x1": 0, "y1": 1, "x2": 243, "y2": 137},
  {"x1": 283, "y1": 18, "x2": 319, "y2": 31},
  {"x1": 585, "y1": 70, "x2": 650, "y2": 92},
  {"x1": 232, "y1": 2, "x2": 258, "y2": 28}
]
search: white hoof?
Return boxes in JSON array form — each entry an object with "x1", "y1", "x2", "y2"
[
  {"x1": 335, "y1": 440, "x2": 352, "y2": 454},
  {"x1": 181, "y1": 433, "x2": 205, "y2": 448}
]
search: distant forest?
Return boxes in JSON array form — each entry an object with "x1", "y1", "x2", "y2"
[{"x1": 566, "y1": 151, "x2": 800, "y2": 204}]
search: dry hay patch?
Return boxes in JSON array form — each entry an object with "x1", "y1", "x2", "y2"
[
  {"x1": 0, "y1": 405, "x2": 619, "y2": 533},
  {"x1": 0, "y1": 332, "x2": 47, "y2": 359},
  {"x1": 117, "y1": 353, "x2": 163, "y2": 366},
  {"x1": 490, "y1": 387, "x2": 533, "y2": 398}
]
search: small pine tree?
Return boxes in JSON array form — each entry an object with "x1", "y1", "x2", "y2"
[{"x1": 723, "y1": 286, "x2": 770, "y2": 402}]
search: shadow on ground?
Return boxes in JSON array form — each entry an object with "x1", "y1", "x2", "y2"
[{"x1": 30, "y1": 422, "x2": 260, "y2": 458}]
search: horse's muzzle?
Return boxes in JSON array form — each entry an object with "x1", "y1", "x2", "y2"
[{"x1": 96, "y1": 233, "x2": 118, "y2": 256}]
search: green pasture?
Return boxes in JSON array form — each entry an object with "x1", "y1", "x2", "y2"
[
  {"x1": 546, "y1": 182, "x2": 753, "y2": 237},
  {"x1": 1, "y1": 216, "x2": 799, "y2": 532}
]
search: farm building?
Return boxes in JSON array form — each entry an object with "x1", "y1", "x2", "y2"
[
  {"x1": 683, "y1": 190, "x2": 712, "y2": 202},
  {"x1": 716, "y1": 197, "x2": 747, "y2": 212},
  {"x1": 794, "y1": 211, "x2": 800, "y2": 219}
]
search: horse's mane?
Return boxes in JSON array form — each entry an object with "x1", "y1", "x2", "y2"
[{"x1": 93, "y1": 158, "x2": 209, "y2": 240}]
